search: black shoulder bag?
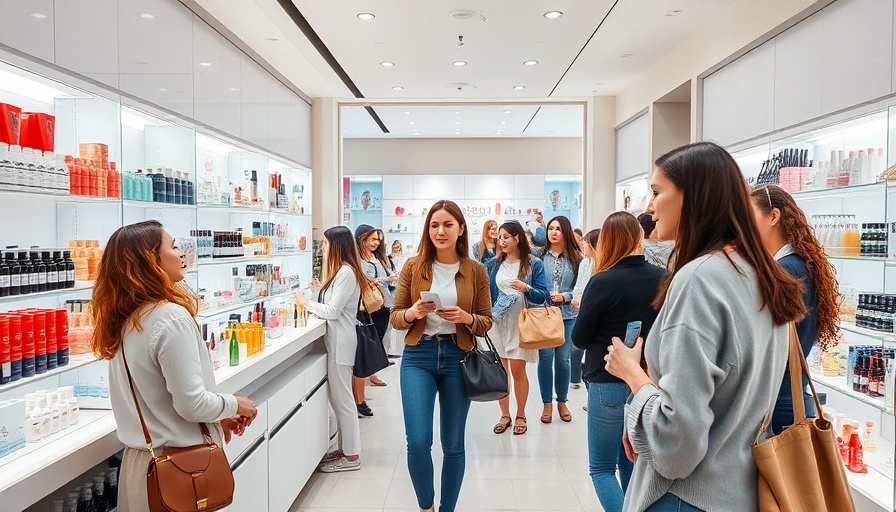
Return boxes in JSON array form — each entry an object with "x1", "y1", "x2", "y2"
[{"x1": 353, "y1": 296, "x2": 389, "y2": 378}]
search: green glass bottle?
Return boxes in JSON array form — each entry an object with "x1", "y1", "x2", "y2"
[{"x1": 229, "y1": 325, "x2": 239, "y2": 367}]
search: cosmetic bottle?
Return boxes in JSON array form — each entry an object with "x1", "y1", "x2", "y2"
[
  {"x1": 56, "y1": 308, "x2": 69, "y2": 366},
  {"x1": 0, "y1": 254, "x2": 9, "y2": 297},
  {"x1": 43, "y1": 250, "x2": 57, "y2": 291},
  {"x1": 20, "y1": 312, "x2": 35, "y2": 377},
  {"x1": 229, "y1": 325, "x2": 239, "y2": 367},
  {"x1": 33, "y1": 309, "x2": 47, "y2": 374},
  {"x1": 0, "y1": 316, "x2": 9, "y2": 384},
  {"x1": 93, "y1": 475, "x2": 108, "y2": 512},
  {"x1": 862, "y1": 421, "x2": 878, "y2": 452},
  {"x1": 17, "y1": 251, "x2": 33, "y2": 295},
  {"x1": 63, "y1": 250, "x2": 75, "y2": 288},
  {"x1": 847, "y1": 424, "x2": 868, "y2": 473},
  {"x1": 9, "y1": 315, "x2": 21, "y2": 380},
  {"x1": 31, "y1": 250, "x2": 46, "y2": 293},
  {"x1": 52, "y1": 251, "x2": 64, "y2": 290},
  {"x1": 45, "y1": 309, "x2": 57, "y2": 370},
  {"x1": 5, "y1": 252, "x2": 19, "y2": 296},
  {"x1": 79, "y1": 482, "x2": 97, "y2": 512},
  {"x1": 67, "y1": 397, "x2": 79, "y2": 425},
  {"x1": 250, "y1": 170, "x2": 259, "y2": 203},
  {"x1": 105, "y1": 469, "x2": 118, "y2": 507}
]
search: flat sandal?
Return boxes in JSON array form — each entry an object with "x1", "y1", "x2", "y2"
[{"x1": 513, "y1": 416, "x2": 527, "y2": 435}]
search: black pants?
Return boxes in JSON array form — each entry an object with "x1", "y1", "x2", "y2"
[{"x1": 370, "y1": 307, "x2": 390, "y2": 342}]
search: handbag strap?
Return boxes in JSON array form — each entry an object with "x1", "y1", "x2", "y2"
[
  {"x1": 787, "y1": 322, "x2": 824, "y2": 423},
  {"x1": 120, "y1": 344, "x2": 212, "y2": 459},
  {"x1": 357, "y1": 290, "x2": 374, "y2": 323}
]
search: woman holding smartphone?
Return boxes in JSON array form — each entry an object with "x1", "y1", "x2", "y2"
[
  {"x1": 572, "y1": 213, "x2": 664, "y2": 512},
  {"x1": 390, "y1": 200, "x2": 492, "y2": 512},
  {"x1": 604, "y1": 142, "x2": 804, "y2": 512},
  {"x1": 486, "y1": 221, "x2": 550, "y2": 436},
  {"x1": 294, "y1": 226, "x2": 367, "y2": 472},
  {"x1": 537, "y1": 215, "x2": 583, "y2": 423}
]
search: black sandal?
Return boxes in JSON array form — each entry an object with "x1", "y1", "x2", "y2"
[
  {"x1": 493, "y1": 415, "x2": 512, "y2": 434},
  {"x1": 513, "y1": 416, "x2": 527, "y2": 435}
]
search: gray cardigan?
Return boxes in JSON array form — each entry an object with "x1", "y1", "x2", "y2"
[
  {"x1": 624, "y1": 252, "x2": 789, "y2": 512},
  {"x1": 306, "y1": 265, "x2": 361, "y2": 366}
]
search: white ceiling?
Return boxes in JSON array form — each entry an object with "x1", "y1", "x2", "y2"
[{"x1": 196, "y1": 0, "x2": 737, "y2": 136}]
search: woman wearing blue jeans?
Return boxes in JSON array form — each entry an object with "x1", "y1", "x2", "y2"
[
  {"x1": 571, "y1": 213, "x2": 664, "y2": 512},
  {"x1": 537, "y1": 216, "x2": 582, "y2": 424},
  {"x1": 390, "y1": 200, "x2": 493, "y2": 512}
]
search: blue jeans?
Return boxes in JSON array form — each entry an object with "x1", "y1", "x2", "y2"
[
  {"x1": 571, "y1": 346, "x2": 585, "y2": 384},
  {"x1": 645, "y1": 493, "x2": 704, "y2": 511},
  {"x1": 587, "y1": 382, "x2": 633, "y2": 512},
  {"x1": 538, "y1": 318, "x2": 575, "y2": 403},
  {"x1": 400, "y1": 337, "x2": 471, "y2": 512}
]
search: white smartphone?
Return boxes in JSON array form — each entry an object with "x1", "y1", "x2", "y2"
[
  {"x1": 623, "y1": 321, "x2": 642, "y2": 348},
  {"x1": 420, "y1": 291, "x2": 444, "y2": 310}
]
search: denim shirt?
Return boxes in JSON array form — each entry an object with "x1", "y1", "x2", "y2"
[
  {"x1": 540, "y1": 250, "x2": 578, "y2": 319},
  {"x1": 485, "y1": 256, "x2": 550, "y2": 310}
]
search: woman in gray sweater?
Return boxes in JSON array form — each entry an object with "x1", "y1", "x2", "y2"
[{"x1": 605, "y1": 142, "x2": 806, "y2": 512}]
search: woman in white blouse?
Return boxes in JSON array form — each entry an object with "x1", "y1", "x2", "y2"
[{"x1": 295, "y1": 225, "x2": 367, "y2": 472}]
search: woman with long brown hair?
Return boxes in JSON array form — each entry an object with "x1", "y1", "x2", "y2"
[
  {"x1": 750, "y1": 184, "x2": 841, "y2": 434},
  {"x1": 390, "y1": 200, "x2": 492, "y2": 512},
  {"x1": 572, "y1": 213, "x2": 664, "y2": 512},
  {"x1": 92, "y1": 221, "x2": 257, "y2": 512},
  {"x1": 294, "y1": 225, "x2": 367, "y2": 472},
  {"x1": 537, "y1": 215, "x2": 583, "y2": 423},
  {"x1": 471, "y1": 219, "x2": 498, "y2": 262},
  {"x1": 605, "y1": 142, "x2": 805, "y2": 512}
]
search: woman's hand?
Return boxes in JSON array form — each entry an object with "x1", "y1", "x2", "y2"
[
  {"x1": 387, "y1": 275, "x2": 398, "y2": 284},
  {"x1": 220, "y1": 418, "x2": 246, "y2": 443},
  {"x1": 509, "y1": 279, "x2": 529, "y2": 293},
  {"x1": 310, "y1": 277, "x2": 321, "y2": 289},
  {"x1": 235, "y1": 396, "x2": 258, "y2": 427},
  {"x1": 623, "y1": 430, "x2": 637, "y2": 462},
  {"x1": 550, "y1": 292, "x2": 565, "y2": 304},
  {"x1": 293, "y1": 290, "x2": 310, "y2": 308},
  {"x1": 436, "y1": 306, "x2": 473, "y2": 326},
  {"x1": 571, "y1": 298, "x2": 580, "y2": 311},
  {"x1": 605, "y1": 337, "x2": 653, "y2": 396},
  {"x1": 405, "y1": 299, "x2": 437, "y2": 321}
]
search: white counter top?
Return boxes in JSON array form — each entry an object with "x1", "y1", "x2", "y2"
[{"x1": 0, "y1": 319, "x2": 326, "y2": 511}]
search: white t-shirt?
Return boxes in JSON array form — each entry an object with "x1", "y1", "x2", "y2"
[
  {"x1": 496, "y1": 260, "x2": 522, "y2": 296},
  {"x1": 423, "y1": 260, "x2": 461, "y2": 335}
]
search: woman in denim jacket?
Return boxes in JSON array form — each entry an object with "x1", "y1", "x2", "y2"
[
  {"x1": 485, "y1": 221, "x2": 550, "y2": 436},
  {"x1": 537, "y1": 215, "x2": 583, "y2": 423}
]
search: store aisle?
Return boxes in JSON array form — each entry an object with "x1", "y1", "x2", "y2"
[{"x1": 289, "y1": 362, "x2": 603, "y2": 512}]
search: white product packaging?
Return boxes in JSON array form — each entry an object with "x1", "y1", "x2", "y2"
[{"x1": 0, "y1": 399, "x2": 27, "y2": 456}]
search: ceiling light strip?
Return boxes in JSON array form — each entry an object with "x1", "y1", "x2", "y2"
[{"x1": 273, "y1": 0, "x2": 390, "y2": 134}]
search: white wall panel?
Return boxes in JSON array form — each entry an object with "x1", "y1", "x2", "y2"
[
  {"x1": 383, "y1": 175, "x2": 414, "y2": 199},
  {"x1": 55, "y1": 0, "x2": 119, "y2": 89},
  {"x1": 514, "y1": 175, "x2": 545, "y2": 200},
  {"x1": 292, "y1": 99, "x2": 312, "y2": 167},
  {"x1": 773, "y1": 13, "x2": 823, "y2": 129},
  {"x1": 821, "y1": 0, "x2": 893, "y2": 115},
  {"x1": 466, "y1": 175, "x2": 515, "y2": 199},
  {"x1": 221, "y1": 43, "x2": 242, "y2": 138},
  {"x1": 192, "y1": 15, "x2": 224, "y2": 131},
  {"x1": 616, "y1": 113, "x2": 650, "y2": 181},
  {"x1": 241, "y1": 55, "x2": 268, "y2": 149},
  {"x1": 0, "y1": 0, "x2": 55, "y2": 63},
  {"x1": 702, "y1": 64, "x2": 738, "y2": 146},
  {"x1": 735, "y1": 42, "x2": 775, "y2": 142},
  {"x1": 414, "y1": 175, "x2": 465, "y2": 201}
]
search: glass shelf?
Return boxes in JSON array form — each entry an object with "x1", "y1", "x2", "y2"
[
  {"x1": 839, "y1": 321, "x2": 896, "y2": 344},
  {"x1": 791, "y1": 181, "x2": 887, "y2": 200},
  {"x1": 825, "y1": 254, "x2": 890, "y2": 263},
  {"x1": 197, "y1": 290, "x2": 293, "y2": 318},
  {"x1": 0, "y1": 281, "x2": 94, "y2": 305},
  {"x1": 0, "y1": 353, "x2": 99, "y2": 394},
  {"x1": 196, "y1": 203, "x2": 269, "y2": 213},
  {"x1": 811, "y1": 372, "x2": 893, "y2": 415},
  {"x1": 350, "y1": 208, "x2": 382, "y2": 212},
  {"x1": 0, "y1": 189, "x2": 121, "y2": 204},
  {"x1": 269, "y1": 208, "x2": 311, "y2": 218},
  {"x1": 122, "y1": 199, "x2": 195, "y2": 210},
  {"x1": 196, "y1": 255, "x2": 275, "y2": 266}
]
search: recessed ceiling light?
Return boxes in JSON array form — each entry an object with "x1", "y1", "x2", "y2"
[
  {"x1": 503, "y1": 110, "x2": 512, "y2": 114},
  {"x1": 454, "y1": 131, "x2": 461, "y2": 134},
  {"x1": 264, "y1": 37, "x2": 279, "y2": 42},
  {"x1": 620, "y1": 54, "x2": 633, "y2": 58},
  {"x1": 227, "y1": 87, "x2": 239, "y2": 92},
  {"x1": 454, "y1": 111, "x2": 461, "y2": 114},
  {"x1": 158, "y1": 88, "x2": 167, "y2": 92},
  {"x1": 403, "y1": 111, "x2": 412, "y2": 115},
  {"x1": 523, "y1": 60, "x2": 539, "y2": 66},
  {"x1": 199, "y1": 62, "x2": 212, "y2": 67},
  {"x1": 453, "y1": 61, "x2": 467, "y2": 66},
  {"x1": 454, "y1": 121, "x2": 461, "y2": 125},
  {"x1": 357, "y1": 13, "x2": 375, "y2": 20},
  {"x1": 513, "y1": 85, "x2": 525, "y2": 90},
  {"x1": 392, "y1": 86, "x2": 404, "y2": 91},
  {"x1": 495, "y1": 130, "x2": 503, "y2": 134},
  {"x1": 30, "y1": 12, "x2": 48, "y2": 19},
  {"x1": 665, "y1": 10, "x2": 683, "y2": 16},
  {"x1": 413, "y1": 133, "x2": 420, "y2": 136},
  {"x1": 408, "y1": 121, "x2": 416, "y2": 125},
  {"x1": 595, "y1": 82, "x2": 605, "y2": 86},
  {"x1": 138, "y1": 13, "x2": 154, "y2": 19},
  {"x1": 380, "y1": 61, "x2": 394, "y2": 67},
  {"x1": 499, "y1": 121, "x2": 507, "y2": 125},
  {"x1": 543, "y1": 11, "x2": 563, "y2": 19}
]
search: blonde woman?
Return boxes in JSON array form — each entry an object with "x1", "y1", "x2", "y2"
[{"x1": 471, "y1": 219, "x2": 498, "y2": 262}]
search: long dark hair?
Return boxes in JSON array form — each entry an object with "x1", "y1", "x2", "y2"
[
  {"x1": 750, "y1": 185, "x2": 841, "y2": 348},
  {"x1": 653, "y1": 142, "x2": 805, "y2": 325},
  {"x1": 321, "y1": 226, "x2": 369, "y2": 298},
  {"x1": 496, "y1": 221, "x2": 533, "y2": 279},
  {"x1": 373, "y1": 229, "x2": 393, "y2": 273},
  {"x1": 91, "y1": 221, "x2": 196, "y2": 360},
  {"x1": 539, "y1": 215, "x2": 583, "y2": 279},
  {"x1": 415, "y1": 200, "x2": 470, "y2": 280}
]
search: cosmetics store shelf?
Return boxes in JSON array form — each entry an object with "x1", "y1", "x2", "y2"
[
  {"x1": 196, "y1": 203, "x2": 268, "y2": 213},
  {"x1": 0, "y1": 280, "x2": 94, "y2": 305},
  {"x1": 845, "y1": 449, "x2": 894, "y2": 511},
  {"x1": 811, "y1": 372, "x2": 894, "y2": 415},
  {"x1": 196, "y1": 255, "x2": 276, "y2": 266},
  {"x1": 213, "y1": 317, "x2": 325, "y2": 394},
  {"x1": 271, "y1": 250, "x2": 311, "y2": 256},
  {"x1": 0, "y1": 409, "x2": 120, "y2": 512},
  {"x1": 196, "y1": 290, "x2": 294, "y2": 318},
  {"x1": 386, "y1": 230, "x2": 418, "y2": 235},
  {"x1": 121, "y1": 199, "x2": 195, "y2": 210},
  {"x1": 269, "y1": 208, "x2": 311, "y2": 218},
  {"x1": 824, "y1": 254, "x2": 892, "y2": 264},
  {"x1": 791, "y1": 181, "x2": 887, "y2": 200},
  {"x1": 0, "y1": 319, "x2": 326, "y2": 511},
  {"x1": 839, "y1": 321, "x2": 896, "y2": 344},
  {"x1": 0, "y1": 353, "x2": 99, "y2": 394},
  {"x1": 0, "y1": 188, "x2": 121, "y2": 204}
]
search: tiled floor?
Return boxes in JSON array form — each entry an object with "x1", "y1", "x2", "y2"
[{"x1": 289, "y1": 362, "x2": 605, "y2": 512}]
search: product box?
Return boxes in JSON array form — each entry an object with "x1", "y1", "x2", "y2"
[
  {"x1": 58, "y1": 359, "x2": 111, "y2": 409},
  {"x1": 19, "y1": 112, "x2": 55, "y2": 153},
  {"x1": 78, "y1": 142, "x2": 109, "y2": 169},
  {"x1": 0, "y1": 102, "x2": 22, "y2": 145},
  {"x1": 0, "y1": 399, "x2": 26, "y2": 457}
]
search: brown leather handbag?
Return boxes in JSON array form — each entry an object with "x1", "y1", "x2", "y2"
[
  {"x1": 517, "y1": 300, "x2": 565, "y2": 350},
  {"x1": 751, "y1": 323, "x2": 855, "y2": 512},
  {"x1": 122, "y1": 348, "x2": 235, "y2": 512}
]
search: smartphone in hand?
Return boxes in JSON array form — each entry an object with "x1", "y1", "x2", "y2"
[
  {"x1": 623, "y1": 321, "x2": 642, "y2": 348},
  {"x1": 420, "y1": 291, "x2": 444, "y2": 310}
]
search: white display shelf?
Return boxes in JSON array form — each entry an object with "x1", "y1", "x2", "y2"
[
  {"x1": 0, "y1": 280, "x2": 94, "y2": 305},
  {"x1": 791, "y1": 181, "x2": 887, "y2": 200},
  {"x1": 0, "y1": 353, "x2": 99, "y2": 394},
  {"x1": 839, "y1": 321, "x2": 896, "y2": 344},
  {"x1": 197, "y1": 290, "x2": 293, "y2": 318},
  {"x1": 812, "y1": 372, "x2": 894, "y2": 415},
  {"x1": 0, "y1": 320, "x2": 326, "y2": 511},
  {"x1": 846, "y1": 448, "x2": 894, "y2": 512},
  {"x1": 196, "y1": 255, "x2": 274, "y2": 266},
  {"x1": 122, "y1": 199, "x2": 195, "y2": 210},
  {"x1": 0, "y1": 189, "x2": 121, "y2": 204},
  {"x1": 196, "y1": 203, "x2": 269, "y2": 213},
  {"x1": 269, "y1": 208, "x2": 311, "y2": 218},
  {"x1": 824, "y1": 254, "x2": 891, "y2": 263},
  {"x1": 350, "y1": 208, "x2": 382, "y2": 212}
]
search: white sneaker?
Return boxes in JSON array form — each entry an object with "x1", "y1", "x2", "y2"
[
  {"x1": 319, "y1": 450, "x2": 344, "y2": 464},
  {"x1": 318, "y1": 456, "x2": 361, "y2": 473}
]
